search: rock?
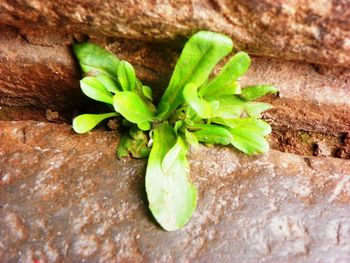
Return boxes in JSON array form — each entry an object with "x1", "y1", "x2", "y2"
[
  {"x1": 1, "y1": 0, "x2": 350, "y2": 67},
  {"x1": 0, "y1": 26, "x2": 84, "y2": 110},
  {"x1": 1, "y1": 121, "x2": 350, "y2": 262}
]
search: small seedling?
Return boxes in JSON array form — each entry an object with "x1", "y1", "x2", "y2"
[{"x1": 72, "y1": 31, "x2": 278, "y2": 231}]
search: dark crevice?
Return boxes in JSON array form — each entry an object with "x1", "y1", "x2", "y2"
[{"x1": 0, "y1": 105, "x2": 348, "y2": 160}]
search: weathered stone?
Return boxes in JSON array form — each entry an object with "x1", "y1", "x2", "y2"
[
  {"x1": 1, "y1": 121, "x2": 350, "y2": 262},
  {"x1": 1, "y1": 0, "x2": 350, "y2": 67},
  {"x1": 0, "y1": 26, "x2": 84, "y2": 110}
]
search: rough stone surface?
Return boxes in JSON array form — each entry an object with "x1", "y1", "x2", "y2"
[
  {"x1": 1, "y1": 121, "x2": 350, "y2": 262},
  {"x1": 0, "y1": 26, "x2": 85, "y2": 110},
  {"x1": 1, "y1": 0, "x2": 350, "y2": 67}
]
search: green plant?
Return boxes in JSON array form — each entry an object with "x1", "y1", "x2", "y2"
[{"x1": 72, "y1": 31, "x2": 278, "y2": 231}]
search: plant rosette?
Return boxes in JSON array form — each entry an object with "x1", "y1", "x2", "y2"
[{"x1": 72, "y1": 31, "x2": 278, "y2": 231}]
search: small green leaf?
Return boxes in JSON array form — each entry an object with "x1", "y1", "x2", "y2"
[
  {"x1": 73, "y1": 43, "x2": 120, "y2": 79},
  {"x1": 116, "y1": 135, "x2": 131, "y2": 158},
  {"x1": 142, "y1": 86, "x2": 153, "y2": 100},
  {"x1": 183, "y1": 83, "x2": 212, "y2": 119},
  {"x1": 185, "y1": 130, "x2": 199, "y2": 148},
  {"x1": 200, "y1": 52, "x2": 250, "y2": 97},
  {"x1": 72, "y1": 112, "x2": 118, "y2": 134},
  {"x1": 80, "y1": 77, "x2": 114, "y2": 104},
  {"x1": 193, "y1": 125, "x2": 232, "y2": 145},
  {"x1": 174, "y1": 120, "x2": 183, "y2": 135},
  {"x1": 240, "y1": 85, "x2": 278, "y2": 101},
  {"x1": 146, "y1": 124, "x2": 197, "y2": 231},
  {"x1": 117, "y1": 60, "x2": 136, "y2": 91},
  {"x1": 229, "y1": 127, "x2": 269, "y2": 155},
  {"x1": 116, "y1": 132, "x2": 150, "y2": 159},
  {"x1": 113, "y1": 92, "x2": 154, "y2": 130},
  {"x1": 158, "y1": 31, "x2": 233, "y2": 120},
  {"x1": 96, "y1": 74, "x2": 120, "y2": 93},
  {"x1": 129, "y1": 126, "x2": 147, "y2": 141}
]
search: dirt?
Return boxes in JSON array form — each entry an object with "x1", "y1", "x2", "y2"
[{"x1": 269, "y1": 128, "x2": 348, "y2": 159}]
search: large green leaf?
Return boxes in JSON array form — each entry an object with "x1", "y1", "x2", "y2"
[
  {"x1": 80, "y1": 77, "x2": 114, "y2": 104},
  {"x1": 113, "y1": 92, "x2": 155, "y2": 130},
  {"x1": 146, "y1": 124, "x2": 197, "y2": 231},
  {"x1": 73, "y1": 43, "x2": 120, "y2": 79},
  {"x1": 183, "y1": 83, "x2": 212, "y2": 119},
  {"x1": 199, "y1": 52, "x2": 250, "y2": 97},
  {"x1": 72, "y1": 112, "x2": 118, "y2": 134},
  {"x1": 240, "y1": 85, "x2": 278, "y2": 101},
  {"x1": 158, "y1": 31, "x2": 233, "y2": 120}
]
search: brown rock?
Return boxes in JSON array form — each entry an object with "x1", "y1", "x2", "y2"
[
  {"x1": 0, "y1": 26, "x2": 84, "y2": 110},
  {"x1": 1, "y1": 121, "x2": 350, "y2": 261},
  {"x1": 1, "y1": 0, "x2": 350, "y2": 67}
]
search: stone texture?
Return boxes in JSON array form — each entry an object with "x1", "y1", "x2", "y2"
[
  {"x1": 1, "y1": 0, "x2": 350, "y2": 67},
  {"x1": 1, "y1": 121, "x2": 350, "y2": 262},
  {"x1": 0, "y1": 26, "x2": 85, "y2": 110}
]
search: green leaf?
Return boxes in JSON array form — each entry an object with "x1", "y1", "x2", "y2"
[
  {"x1": 80, "y1": 77, "x2": 114, "y2": 104},
  {"x1": 185, "y1": 130, "x2": 199, "y2": 148},
  {"x1": 174, "y1": 120, "x2": 183, "y2": 135},
  {"x1": 116, "y1": 132, "x2": 150, "y2": 159},
  {"x1": 146, "y1": 124, "x2": 197, "y2": 231},
  {"x1": 158, "y1": 31, "x2": 233, "y2": 120},
  {"x1": 213, "y1": 117, "x2": 271, "y2": 136},
  {"x1": 244, "y1": 102, "x2": 272, "y2": 117},
  {"x1": 142, "y1": 86, "x2": 153, "y2": 100},
  {"x1": 138, "y1": 121, "x2": 151, "y2": 131},
  {"x1": 200, "y1": 52, "x2": 250, "y2": 97},
  {"x1": 208, "y1": 95, "x2": 272, "y2": 118},
  {"x1": 209, "y1": 96, "x2": 247, "y2": 119},
  {"x1": 96, "y1": 74, "x2": 120, "y2": 93},
  {"x1": 113, "y1": 92, "x2": 154, "y2": 130},
  {"x1": 240, "y1": 85, "x2": 278, "y2": 101},
  {"x1": 72, "y1": 112, "x2": 118, "y2": 134},
  {"x1": 183, "y1": 83, "x2": 212, "y2": 119},
  {"x1": 117, "y1": 60, "x2": 136, "y2": 91},
  {"x1": 193, "y1": 125, "x2": 232, "y2": 145},
  {"x1": 229, "y1": 127, "x2": 269, "y2": 155},
  {"x1": 73, "y1": 43, "x2": 120, "y2": 79},
  {"x1": 116, "y1": 135, "x2": 131, "y2": 158}
]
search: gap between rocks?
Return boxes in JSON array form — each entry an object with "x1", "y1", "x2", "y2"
[{"x1": 1, "y1": 105, "x2": 348, "y2": 160}]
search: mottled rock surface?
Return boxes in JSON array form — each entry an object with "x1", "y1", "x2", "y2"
[
  {"x1": 1, "y1": 0, "x2": 350, "y2": 67},
  {"x1": 1, "y1": 121, "x2": 350, "y2": 262}
]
